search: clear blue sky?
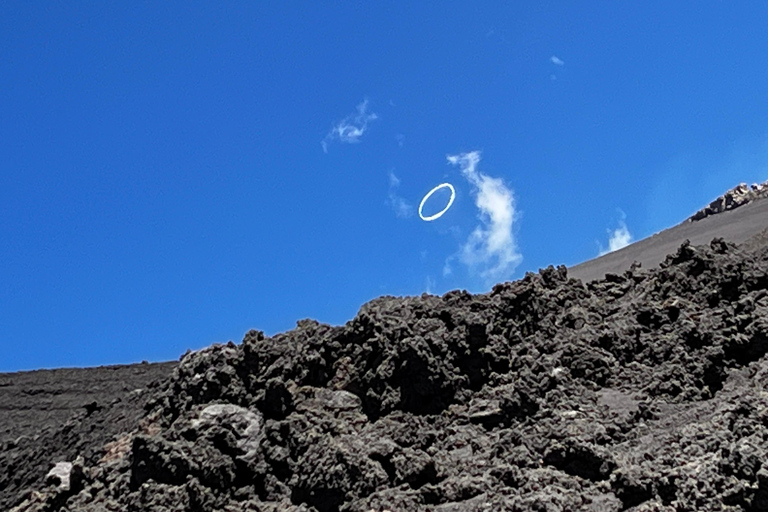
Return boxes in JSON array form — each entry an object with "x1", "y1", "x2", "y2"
[{"x1": 2, "y1": 2, "x2": 768, "y2": 371}]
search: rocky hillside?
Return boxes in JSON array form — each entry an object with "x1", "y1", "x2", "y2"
[
  {"x1": 5, "y1": 237, "x2": 768, "y2": 511},
  {"x1": 689, "y1": 181, "x2": 768, "y2": 222}
]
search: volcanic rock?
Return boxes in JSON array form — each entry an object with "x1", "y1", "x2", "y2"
[
  {"x1": 689, "y1": 181, "x2": 768, "y2": 222},
  {"x1": 4, "y1": 236, "x2": 768, "y2": 510},
  {"x1": 3, "y1": 188, "x2": 768, "y2": 511}
]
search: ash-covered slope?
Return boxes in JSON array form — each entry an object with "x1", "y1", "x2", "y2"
[
  {"x1": 569, "y1": 192, "x2": 768, "y2": 283},
  {"x1": 7, "y1": 238, "x2": 768, "y2": 511},
  {"x1": 0, "y1": 363, "x2": 176, "y2": 446},
  {"x1": 0, "y1": 363, "x2": 175, "y2": 511}
]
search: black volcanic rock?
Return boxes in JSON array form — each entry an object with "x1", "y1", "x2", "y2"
[
  {"x1": 5, "y1": 238, "x2": 768, "y2": 511},
  {"x1": 0, "y1": 362, "x2": 175, "y2": 511}
]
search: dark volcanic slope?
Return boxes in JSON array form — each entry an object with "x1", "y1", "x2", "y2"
[
  {"x1": 6, "y1": 237, "x2": 768, "y2": 512},
  {"x1": 0, "y1": 363, "x2": 175, "y2": 511},
  {"x1": 0, "y1": 363, "x2": 175, "y2": 445},
  {"x1": 569, "y1": 195, "x2": 768, "y2": 282}
]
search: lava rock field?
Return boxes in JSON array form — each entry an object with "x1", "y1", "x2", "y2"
[{"x1": 5, "y1": 238, "x2": 768, "y2": 511}]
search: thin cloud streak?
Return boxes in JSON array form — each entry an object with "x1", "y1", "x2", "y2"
[
  {"x1": 322, "y1": 99, "x2": 378, "y2": 152},
  {"x1": 550, "y1": 55, "x2": 564, "y2": 66},
  {"x1": 425, "y1": 276, "x2": 436, "y2": 295},
  {"x1": 387, "y1": 170, "x2": 413, "y2": 218},
  {"x1": 447, "y1": 151, "x2": 522, "y2": 283}
]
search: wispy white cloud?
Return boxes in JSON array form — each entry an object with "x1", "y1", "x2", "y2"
[
  {"x1": 322, "y1": 99, "x2": 378, "y2": 153},
  {"x1": 387, "y1": 170, "x2": 413, "y2": 218},
  {"x1": 425, "y1": 276, "x2": 435, "y2": 295},
  {"x1": 550, "y1": 55, "x2": 564, "y2": 66},
  {"x1": 599, "y1": 218, "x2": 632, "y2": 256},
  {"x1": 447, "y1": 151, "x2": 522, "y2": 283}
]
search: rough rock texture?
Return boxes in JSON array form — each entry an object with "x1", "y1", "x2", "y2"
[
  {"x1": 0, "y1": 362, "x2": 175, "y2": 512},
  {"x1": 689, "y1": 181, "x2": 768, "y2": 221},
  {"x1": 6, "y1": 237, "x2": 768, "y2": 511}
]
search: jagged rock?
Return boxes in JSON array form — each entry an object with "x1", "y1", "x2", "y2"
[
  {"x1": 45, "y1": 463, "x2": 73, "y2": 492},
  {"x1": 689, "y1": 180, "x2": 768, "y2": 221},
  {"x1": 7, "y1": 237, "x2": 768, "y2": 511},
  {"x1": 10, "y1": 458, "x2": 84, "y2": 512}
]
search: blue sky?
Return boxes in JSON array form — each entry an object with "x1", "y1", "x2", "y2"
[{"x1": 2, "y1": 2, "x2": 768, "y2": 371}]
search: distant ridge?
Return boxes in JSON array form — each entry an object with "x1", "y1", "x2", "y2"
[
  {"x1": 688, "y1": 180, "x2": 768, "y2": 222},
  {"x1": 569, "y1": 186, "x2": 768, "y2": 283}
]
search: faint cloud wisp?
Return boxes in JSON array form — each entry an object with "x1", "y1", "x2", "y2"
[
  {"x1": 425, "y1": 276, "x2": 436, "y2": 295},
  {"x1": 549, "y1": 56, "x2": 564, "y2": 80},
  {"x1": 387, "y1": 171, "x2": 413, "y2": 218},
  {"x1": 322, "y1": 99, "x2": 378, "y2": 152},
  {"x1": 599, "y1": 219, "x2": 632, "y2": 256},
  {"x1": 447, "y1": 151, "x2": 522, "y2": 283}
]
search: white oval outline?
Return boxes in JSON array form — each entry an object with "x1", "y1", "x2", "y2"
[{"x1": 419, "y1": 183, "x2": 456, "y2": 221}]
